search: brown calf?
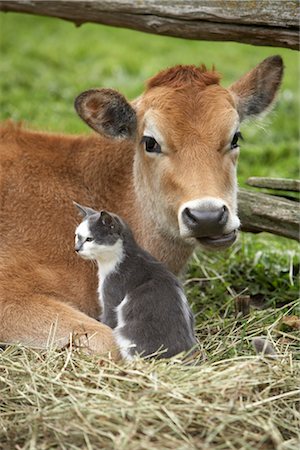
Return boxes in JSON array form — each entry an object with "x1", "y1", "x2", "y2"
[{"x1": 0, "y1": 56, "x2": 283, "y2": 357}]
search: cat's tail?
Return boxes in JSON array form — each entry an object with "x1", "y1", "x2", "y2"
[{"x1": 252, "y1": 337, "x2": 278, "y2": 358}]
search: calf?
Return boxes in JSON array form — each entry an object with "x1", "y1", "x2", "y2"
[{"x1": 0, "y1": 56, "x2": 283, "y2": 356}]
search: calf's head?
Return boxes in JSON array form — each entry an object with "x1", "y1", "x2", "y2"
[{"x1": 75, "y1": 56, "x2": 283, "y2": 250}]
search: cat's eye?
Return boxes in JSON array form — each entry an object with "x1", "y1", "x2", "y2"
[
  {"x1": 141, "y1": 136, "x2": 161, "y2": 154},
  {"x1": 85, "y1": 237, "x2": 93, "y2": 242},
  {"x1": 230, "y1": 131, "x2": 243, "y2": 150}
]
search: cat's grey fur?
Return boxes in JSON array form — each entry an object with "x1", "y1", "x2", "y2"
[{"x1": 74, "y1": 203, "x2": 197, "y2": 360}]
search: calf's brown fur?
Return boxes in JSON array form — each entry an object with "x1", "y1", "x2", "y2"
[{"x1": 0, "y1": 57, "x2": 283, "y2": 356}]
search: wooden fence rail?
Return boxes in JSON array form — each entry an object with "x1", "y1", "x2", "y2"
[
  {"x1": 0, "y1": 0, "x2": 299, "y2": 49},
  {"x1": 238, "y1": 188, "x2": 299, "y2": 242}
]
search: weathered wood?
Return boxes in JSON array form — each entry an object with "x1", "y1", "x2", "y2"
[
  {"x1": 238, "y1": 188, "x2": 300, "y2": 241},
  {"x1": 247, "y1": 177, "x2": 300, "y2": 192},
  {"x1": 0, "y1": 0, "x2": 299, "y2": 50}
]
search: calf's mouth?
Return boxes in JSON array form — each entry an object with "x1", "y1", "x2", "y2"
[{"x1": 197, "y1": 230, "x2": 238, "y2": 249}]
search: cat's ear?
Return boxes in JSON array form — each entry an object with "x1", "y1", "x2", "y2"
[
  {"x1": 73, "y1": 202, "x2": 97, "y2": 218},
  {"x1": 99, "y1": 210, "x2": 116, "y2": 229}
]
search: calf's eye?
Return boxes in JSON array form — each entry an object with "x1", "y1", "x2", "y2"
[
  {"x1": 231, "y1": 131, "x2": 243, "y2": 149},
  {"x1": 142, "y1": 136, "x2": 161, "y2": 154}
]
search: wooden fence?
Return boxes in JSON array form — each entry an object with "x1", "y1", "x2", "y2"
[{"x1": 0, "y1": 1, "x2": 299, "y2": 49}]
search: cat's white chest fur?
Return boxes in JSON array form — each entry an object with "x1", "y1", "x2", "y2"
[{"x1": 96, "y1": 239, "x2": 124, "y2": 317}]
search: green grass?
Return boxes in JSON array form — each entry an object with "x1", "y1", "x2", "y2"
[{"x1": 0, "y1": 12, "x2": 299, "y2": 450}]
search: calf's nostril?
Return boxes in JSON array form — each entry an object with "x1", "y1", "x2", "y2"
[
  {"x1": 219, "y1": 205, "x2": 228, "y2": 225},
  {"x1": 183, "y1": 207, "x2": 198, "y2": 224}
]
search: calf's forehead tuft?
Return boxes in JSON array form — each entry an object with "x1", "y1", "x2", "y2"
[{"x1": 146, "y1": 65, "x2": 221, "y2": 90}]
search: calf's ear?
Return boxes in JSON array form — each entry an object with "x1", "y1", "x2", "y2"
[
  {"x1": 230, "y1": 55, "x2": 284, "y2": 121},
  {"x1": 75, "y1": 88, "x2": 137, "y2": 139}
]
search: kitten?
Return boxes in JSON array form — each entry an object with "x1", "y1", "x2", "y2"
[{"x1": 74, "y1": 203, "x2": 197, "y2": 360}]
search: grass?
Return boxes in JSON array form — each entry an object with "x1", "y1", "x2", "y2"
[
  {"x1": 0, "y1": 12, "x2": 299, "y2": 450},
  {"x1": 1, "y1": 304, "x2": 299, "y2": 450}
]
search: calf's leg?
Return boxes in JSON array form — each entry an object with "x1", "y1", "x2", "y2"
[{"x1": 0, "y1": 294, "x2": 120, "y2": 359}]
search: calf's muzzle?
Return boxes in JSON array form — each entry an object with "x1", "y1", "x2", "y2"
[{"x1": 182, "y1": 205, "x2": 228, "y2": 238}]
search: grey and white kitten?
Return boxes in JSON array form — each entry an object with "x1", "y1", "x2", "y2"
[{"x1": 74, "y1": 202, "x2": 197, "y2": 360}]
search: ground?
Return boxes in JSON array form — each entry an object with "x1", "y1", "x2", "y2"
[{"x1": 0, "y1": 13, "x2": 299, "y2": 450}]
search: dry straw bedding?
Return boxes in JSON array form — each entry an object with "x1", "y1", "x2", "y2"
[{"x1": 0, "y1": 305, "x2": 299, "y2": 450}]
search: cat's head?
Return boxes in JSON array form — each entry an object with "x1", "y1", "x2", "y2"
[{"x1": 74, "y1": 202, "x2": 124, "y2": 261}]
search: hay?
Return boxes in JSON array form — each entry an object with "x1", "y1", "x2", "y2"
[{"x1": 1, "y1": 301, "x2": 299, "y2": 450}]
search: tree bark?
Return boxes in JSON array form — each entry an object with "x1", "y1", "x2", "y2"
[
  {"x1": 238, "y1": 188, "x2": 299, "y2": 241},
  {"x1": 0, "y1": 0, "x2": 299, "y2": 50}
]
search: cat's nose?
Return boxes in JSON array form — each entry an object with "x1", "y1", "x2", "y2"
[{"x1": 75, "y1": 243, "x2": 82, "y2": 253}]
